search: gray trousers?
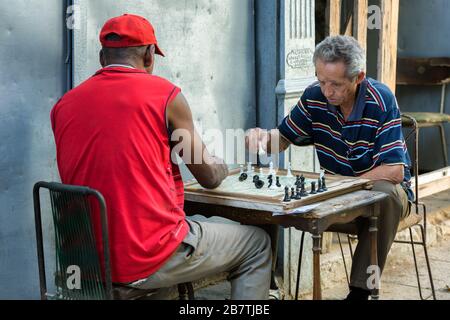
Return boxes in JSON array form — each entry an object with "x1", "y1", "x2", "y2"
[
  {"x1": 129, "y1": 218, "x2": 273, "y2": 300},
  {"x1": 350, "y1": 181, "x2": 411, "y2": 290}
]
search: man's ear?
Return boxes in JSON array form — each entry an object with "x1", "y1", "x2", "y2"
[
  {"x1": 99, "y1": 49, "x2": 106, "y2": 67},
  {"x1": 356, "y1": 71, "x2": 366, "y2": 84},
  {"x1": 144, "y1": 45, "x2": 155, "y2": 68}
]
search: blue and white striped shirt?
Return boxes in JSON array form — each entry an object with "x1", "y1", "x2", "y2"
[{"x1": 278, "y1": 77, "x2": 413, "y2": 200}]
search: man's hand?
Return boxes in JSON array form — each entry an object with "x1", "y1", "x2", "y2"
[
  {"x1": 245, "y1": 128, "x2": 270, "y2": 154},
  {"x1": 245, "y1": 128, "x2": 291, "y2": 154}
]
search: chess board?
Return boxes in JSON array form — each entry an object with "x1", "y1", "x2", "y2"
[{"x1": 184, "y1": 167, "x2": 372, "y2": 212}]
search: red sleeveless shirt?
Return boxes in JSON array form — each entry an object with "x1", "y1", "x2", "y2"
[{"x1": 51, "y1": 67, "x2": 189, "y2": 283}]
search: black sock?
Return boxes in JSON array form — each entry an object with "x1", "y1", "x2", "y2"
[{"x1": 345, "y1": 286, "x2": 370, "y2": 300}]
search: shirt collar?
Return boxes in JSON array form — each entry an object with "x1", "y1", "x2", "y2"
[
  {"x1": 104, "y1": 64, "x2": 136, "y2": 69},
  {"x1": 327, "y1": 78, "x2": 368, "y2": 122}
]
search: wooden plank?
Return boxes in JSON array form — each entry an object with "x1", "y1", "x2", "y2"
[
  {"x1": 327, "y1": 0, "x2": 341, "y2": 36},
  {"x1": 411, "y1": 167, "x2": 450, "y2": 198},
  {"x1": 377, "y1": 0, "x2": 400, "y2": 93},
  {"x1": 344, "y1": 14, "x2": 353, "y2": 36},
  {"x1": 353, "y1": 0, "x2": 368, "y2": 54}
]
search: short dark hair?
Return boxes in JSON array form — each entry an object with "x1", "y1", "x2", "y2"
[{"x1": 102, "y1": 33, "x2": 148, "y2": 61}]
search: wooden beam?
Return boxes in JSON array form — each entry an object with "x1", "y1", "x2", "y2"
[
  {"x1": 344, "y1": 14, "x2": 353, "y2": 36},
  {"x1": 377, "y1": 0, "x2": 400, "y2": 93},
  {"x1": 411, "y1": 167, "x2": 450, "y2": 198},
  {"x1": 327, "y1": 0, "x2": 341, "y2": 36},
  {"x1": 353, "y1": 0, "x2": 368, "y2": 54}
]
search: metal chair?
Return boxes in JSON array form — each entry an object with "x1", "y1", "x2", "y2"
[
  {"x1": 33, "y1": 181, "x2": 194, "y2": 300},
  {"x1": 397, "y1": 57, "x2": 450, "y2": 169},
  {"x1": 294, "y1": 115, "x2": 436, "y2": 300}
]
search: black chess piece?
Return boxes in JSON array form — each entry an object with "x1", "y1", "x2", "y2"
[
  {"x1": 300, "y1": 175, "x2": 306, "y2": 183},
  {"x1": 268, "y1": 178, "x2": 273, "y2": 188},
  {"x1": 310, "y1": 181, "x2": 317, "y2": 195},
  {"x1": 268, "y1": 175, "x2": 273, "y2": 181},
  {"x1": 295, "y1": 175, "x2": 301, "y2": 188},
  {"x1": 317, "y1": 178, "x2": 323, "y2": 193},
  {"x1": 239, "y1": 173, "x2": 248, "y2": 182},
  {"x1": 321, "y1": 176, "x2": 328, "y2": 191},
  {"x1": 276, "y1": 177, "x2": 282, "y2": 188},
  {"x1": 283, "y1": 187, "x2": 291, "y2": 202},
  {"x1": 255, "y1": 179, "x2": 265, "y2": 189},
  {"x1": 294, "y1": 187, "x2": 302, "y2": 200},
  {"x1": 290, "y1": 187, "x2": 296, "y2": 200},
  {"x1": 300, "y1": 182, "x2": 308, "y2": 197},
  {"x1": 253, "y1": 175, "x2": 260, "y2": 183}
]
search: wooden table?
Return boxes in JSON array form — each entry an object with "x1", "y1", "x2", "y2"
[{"x1": 184, "y1": 188, "x2": 389, "y2": 300}]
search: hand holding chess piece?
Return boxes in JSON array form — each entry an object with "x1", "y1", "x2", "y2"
[{"x1": 245, "y1": 128, "x2": 269, "y2": 155}]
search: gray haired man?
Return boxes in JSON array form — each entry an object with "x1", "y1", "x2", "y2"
[{"x1": 247, "y1": 35, "x2": 412, "y2": 300}]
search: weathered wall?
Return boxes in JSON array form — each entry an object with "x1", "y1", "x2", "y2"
[
  {"x1": 74, "y1": 0, "x2": 257, "y2": 174},
  {"x1": 0, "y1": 0, "x2": 65, "y2": 299}
]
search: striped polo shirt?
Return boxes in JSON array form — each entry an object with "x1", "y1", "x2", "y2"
[{"x1": 278, "y1": 77, "x2": 413, "y2": 200}]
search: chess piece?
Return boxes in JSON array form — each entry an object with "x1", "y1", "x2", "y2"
[
  {"x1": 259, "y1": 168, "x2": 265, "y2": 178},
  {"x1": 276, "y1": 177, "x2": 282, "y2": 188},
  {"x1": 283, "y1": 187, "x2": 291, "y2": 202},
  {"x1": 310, "y1": 181, "x2": 317, "y2": 195},
  {"x1": 317, "y1": 178, "x2": 323, "y2": 193},
  {"x1": 258, "y1": 141, "x2": 266, "y2": 155},
  {"x1": 247, "y1": 162, "x2": 253, "y2": 174},
  {"x1": 268, "y1": 178, "x2": 273, "y2": 188},
  {"x1": 296, "y1": 175, "x2": 301, "y2": 187},
  {"x1": 295, "y1": 187, "x2": 302, "y2": 200},
  {"x1": 300, "y1": 175, "x2": 306, "y2": 183},
  {"x1": 321, "y1": 176, "x2": 328, "y2": 191},
  {"x1": 290, "y1": 187, "x2": 296, "y2": 200},
  {"x1": 269, "y1": 162, "x2": 275, "y2": 175},
  {"x1": 253, "y1": 175, "x2": 260, "y2": 183},
  {"x1": 239, "y1": 173, "x2": 248, "y2": 182},
  {"x1": 300, "y1": 182, "x2": 308, "y2": 197},
  {"x1": 286, "y1": 162, "x2": 294, "y2": 178},
  {"x1": 255, "y1": 179, "x2": 265, "y2": 189}
]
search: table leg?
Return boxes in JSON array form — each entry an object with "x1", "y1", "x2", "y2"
[
  {"x1": 312, "y1": 233, "x2": 322, "y2": 300},
  {"x1": 369, "y1": 203, "x2": 380, "y2": 300}
]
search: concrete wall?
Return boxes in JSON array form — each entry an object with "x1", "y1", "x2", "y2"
[
  {"x1": 0, "y1": 0, "x2": 259, "y2": 299},
  {"x1": 0, "y1": 0, "x2": 65, "y2": 299},
  {"x1": 396, "y1": 0, "x2": 450, "y2": 172},
  {"x1": 74, "y1": 0, "x2": 257, "y2": 175}
]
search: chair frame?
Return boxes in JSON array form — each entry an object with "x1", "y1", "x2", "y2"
[
  {"x1": 294, "y1": 114, "x2": 437, "y2": 300},
  {"x1": 34, "y1": 182, "x2": 114, "y2": 300},
  {"x1": 34, "y1": 181, "x2": 194, "y2": 300}
]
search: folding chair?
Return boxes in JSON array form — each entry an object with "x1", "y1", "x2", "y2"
[{"x1": 33, "y1": 181, "x2": 194, "y2": 300}]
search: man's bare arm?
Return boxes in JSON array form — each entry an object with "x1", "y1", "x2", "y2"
[
  {"x1": 167, "y1": 93, "x2": 228, "y2": 189},
  {"x1": 360, "y1": 164, "x2": 404, "y2": 184}
]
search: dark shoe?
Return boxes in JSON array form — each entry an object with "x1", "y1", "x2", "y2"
[{"x1": 344, "y1": 286, "x2": 370, "y2": 300}]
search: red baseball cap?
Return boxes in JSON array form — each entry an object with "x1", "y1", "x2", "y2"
[{"x1": 100, "y1": 14, "x2": 165, "y2": 56}]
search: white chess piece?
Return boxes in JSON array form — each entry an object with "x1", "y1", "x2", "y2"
[
  {"x1": 269, "y1": 162, "x2": 275, "y2": 176},
  {"x1": 258, "y1": 141, "x2": 266, "y2": 156},
  {"x1": 247, "y1": 162, "x2": 253, "y2": 174},
  {"x1": 286, "y1": 162, "x2": 294, "y2": 178}
]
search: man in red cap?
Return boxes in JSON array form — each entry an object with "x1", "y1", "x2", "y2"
[{"x1": 51, "y1": 14, "x2": 272, "y2": 300}]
